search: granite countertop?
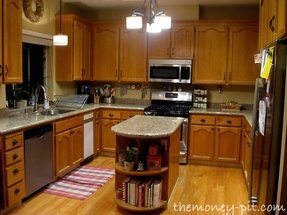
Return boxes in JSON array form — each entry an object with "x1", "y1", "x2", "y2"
[
  {"x1": 0, "y1": 103, "x2": 254, "y2": 135},
  {"x1": 111, "y1": 115, "x2": 183, "y2": 138}
]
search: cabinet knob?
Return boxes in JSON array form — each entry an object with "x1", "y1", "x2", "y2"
[
  {"x1": 200, "y1": 119, "x2": 206, "y2": 123},
  {"x1": 13, "y1": 169, "x2": 19, "y2": 174},
  {"x1": 171, "y1": 48, "x2": 175, "y2": 56},
  {"x1": 12, "y1": 154, "x2": 18, "y2": 160},
  {"x1": 12, "y1": 140, "x2": 18, "y2": 145},
  {"x1": 167, "y1": 48, "x2": 170, "y2": 55},
  {"x1": 14, "y1": 189, "x2": 20, "y2": 194},
  {"x1": 226, "y1": 120, "x2": 232, "y2": 124},
  {"x1": 5, "y1": 65, "x2": 8, "y2": 76},
  {"x1": 109, "y1": 113, "x2": 114, "y2": 117},
  {"x1": 70, "y1": 131, "x2": 75, "y2": 135},
  {"x1": 218, "y1": 128, "x2": 220, "y2": 131}
]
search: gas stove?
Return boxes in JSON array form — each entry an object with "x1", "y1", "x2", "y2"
[{"x1": 144, "y1": 91, "x2": 192, "y2": 118}]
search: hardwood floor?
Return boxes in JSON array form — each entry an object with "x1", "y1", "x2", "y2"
[{"x1": 8, "y1": 156, "x2": 259, "y2": 215}]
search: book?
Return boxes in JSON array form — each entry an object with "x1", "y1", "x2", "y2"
[
  {"x1": 122, "y1": 176, "x2": 131, "y2": 203},
  {"x1": 152, "y1": 179, "x2": 162, "y2": 207}
]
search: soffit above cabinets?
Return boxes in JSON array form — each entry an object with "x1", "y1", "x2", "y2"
[{"x1": 63, "y1": 0, "x2": 258, "y2": 9}]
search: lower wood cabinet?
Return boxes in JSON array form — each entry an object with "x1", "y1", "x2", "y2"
[
  {"x1": 189, "y1": 114, "x2": 242, "y2": 164},
  {"x1": 54, "y1": 115, "x2": 84, "y2": 177}
]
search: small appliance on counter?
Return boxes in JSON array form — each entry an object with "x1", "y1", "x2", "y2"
[{"x1": 77, "y1": 83, "x2": 93, "y2": 103}]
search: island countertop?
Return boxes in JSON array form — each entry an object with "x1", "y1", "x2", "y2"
[{"x1": 111, "y1": 115, "x2": 183, "y2": 138}]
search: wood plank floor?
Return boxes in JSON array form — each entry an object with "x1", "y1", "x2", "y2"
[{"x1": 8, "y1": 156, "x2": 262, "y2": 215}]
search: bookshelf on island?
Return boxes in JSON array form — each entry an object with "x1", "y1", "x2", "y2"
[{"x1": 111, "y1": 115, "x2": 182, "y2": 212}]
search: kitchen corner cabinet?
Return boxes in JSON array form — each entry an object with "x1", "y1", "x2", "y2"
[
  {"x1": 189, "y1": 114, "x2": 241, "y2": 164},
  {"x1": 54, "y1": 115, "x2": 84, "y2": 177},
  {"x1": 55, "y1": 15, "x2": 92, "y2": 81},
  {"x1": 259, "y1": 0, "x2": 286, "y2": 49},
  {"x1": 148, "y1": 23, "x2": 194, "y2": 59},
  {"x1": 0, "y1": 131, "x2": 25, "y2": 209},
  {"x1": 0, "y1": 0, "x2": 22, "y2": 84},
  {"x1": 193, "y1": 22, "x2": 259, "y2": 85},
  {"x1": 92, "y1": 23, "x2": 147, "y2": 82}
]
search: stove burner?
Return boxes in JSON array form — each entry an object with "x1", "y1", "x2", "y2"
[{"x1": 144, "y1": 104, "x2": 191, "y2": 118}]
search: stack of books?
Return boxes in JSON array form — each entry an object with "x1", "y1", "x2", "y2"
[{"x1": 122, "y1": 177, "x2": 162, "y2": 208}]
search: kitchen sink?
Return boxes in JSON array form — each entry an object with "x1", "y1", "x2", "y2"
[{"x1": 40, "y1": 108, "x2": 75, "y2": 116}]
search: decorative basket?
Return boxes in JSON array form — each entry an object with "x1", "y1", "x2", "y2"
[{"x1": 221, "y1": 103, "x2": 242, "y2": 112}]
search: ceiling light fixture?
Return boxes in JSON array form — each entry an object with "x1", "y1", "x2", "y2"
[
  {"x1": 126, "y1": 0, "x2": 171, "y2": 33},
  {"x1": 53, "y1": 0, "x2": 68, "y2": 46}
]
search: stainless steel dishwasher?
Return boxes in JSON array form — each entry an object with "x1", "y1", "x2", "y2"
[{"x1": 24, "y1": 124, "x2": 54, "y2": 197}]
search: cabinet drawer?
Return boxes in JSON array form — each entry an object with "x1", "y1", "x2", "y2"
[
  {"x1": 191, "y1": 115, "x2": 215, "y2": 125},
  {"x1": 5, "y1": 161, "x2": 25, "y2": 187},
  {"x1": 4, "y1": 132, "x2": 23, "y2": 151},
  {"x1": 121, "y1": 110, "x2": 143, "y2": 120},
  {"x1": 216, "y1": 116, "x2": 242, "y2": 127},
  {"x1": 55, "y1": 115, "x2": 83, "y2": 133},
  {"x1": 6, "y1": 180, "x2": 25, "y2": 207},
  {"x1": 5, "y1": 147, "x2": 24, "y2": 166},
  {"x1": 102, "y1": 110, "x2": 121, "y2": 119}
]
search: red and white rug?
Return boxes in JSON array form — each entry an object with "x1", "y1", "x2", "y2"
[{"x1": 44, "y1": 166, "x2": 115, "y2": 200}]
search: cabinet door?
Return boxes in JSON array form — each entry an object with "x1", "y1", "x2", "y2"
[
  {"x1": 55, "y1": 130, "x2": 71, "y2": 177},
  {"x1": 227, "y1": 25, "x2": 259, "y2": 85},
  {"x1": 0, "y1": 1, "x2": 2, "y2": 84},
  {"x1": 71, "y1": 125, "x2": 83, "y2": 167},
  {"x1": 82, "y1": 23, "x2": 92, "y2": 80},
  {"x1": 73, "y1": 19, "x2": 84, "y2": 81},
  {"x1": 275, "y1": 0, "x2": 287, "y2": 40},
  {"x1": 171, "y1": 24, "x2": 194, "y2": 59},
  {"x1": 215, "y1": 126, "x2": 241, "y2": 162},
  {"x1": 189, "y1": 125, "x2": 214, "y2": 161},
  {"x1": 101, "y1": 119, "x2": 119, "y2": 153},
  {"x1": 148, "y1": 30, "x2": 170, "y2": 59},
  {"x1": 3, "y1": 0, "x2": 22, "y2": 83},
  {"x1": 120, "y1": 28, "x2": 147, "y2": 82},
  {"x1": 193, "y1": 25, "x2": 228, "y2": 84},
  {"x1": 94, "y1": 119, "x2": 101, "y2": 155},
  {"x1": 92, "y1": 24, "x2": 119, "y2": 81}
]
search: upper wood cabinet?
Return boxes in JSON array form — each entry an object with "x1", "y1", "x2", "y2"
[
  {"x1": 193, "y1": 25, "x2": 228, "y2": 85},
  {"x1": 193, "y1": 22, "x2": 259, "y2": 85},
  {"x1": 148, "y1": 23, "x2": 194, "y2": 59},
  {"x1": 55, "y1": 15, "x2": 92, "y2": 81},
  {"x1": 92, "y1": 24, "x2": 147, "y2": 82},
  {"x1": 259, "y1": 0, "x2": 287, "y2": 49},
  {"x1": 1, "y1": 0, "x2": 22, "y2": 84}
]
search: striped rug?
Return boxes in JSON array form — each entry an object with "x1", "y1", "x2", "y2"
[{"x1": 44, "y1": 166, "x2": 115, "y2": 200}]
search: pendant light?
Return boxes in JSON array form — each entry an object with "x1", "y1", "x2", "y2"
[
  {"x1": 53, "y1": 0, "x2": 68, "y2": 46},
  {"x1": 126, "y1": 0, "x2": 171, "y2": 33}
]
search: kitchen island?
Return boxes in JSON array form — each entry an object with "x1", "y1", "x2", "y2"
[{"x1": 111, "y1": 115, "x2": 183, "y2": 212}]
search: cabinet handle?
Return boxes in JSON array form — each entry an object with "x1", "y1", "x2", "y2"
[
  {"x1": 211, "y1": 127, "x2": 214, "y2": 131},
  {"x1": 115, "y1": 70, "x2": 118, "y2": 78},
  {"x1": 5, "y1": 65, "x2": 8, "y2": 76},
  {"x1": 171, "y1": 48, "x2": 175, "y2": 56},
  {"x1": 12, "y1": 154, "x2": 18, "y2": 160},
  {"x1": 269, "y1": 16, "x2": 275, "y2": 32},
  {"x1": 218, "y1": 128, "x2": 220, "y2": 131},
  {"x1": 12, "y1": 140, "x2": 18, "y2": 145},
  {"x1": 229, "y1": 72, "x2": 231, "y2": 81},
  {"x1": 70, "y1": 131, "x2": 75, "y2": 135},
  {"x1": 224, "y1": 73, "x2": 226, "y2": 80},
  {"x1": 226, "y1": 120, "x2": 232, "y2": 124},
  {"x1": 120, "y1": 70, "x2": 122, "y2": 78},
  {"x1": 200, "y1": 119, "x2": 206, "y2": 123},
  {"x1": 109, "y1": 113, "x2": 114, "y2": 117},
  {"x1": 13, "y1": 169, "x2": 19, "y2": 174},
  {"x1": 167, "y1": 48, "x2": 170, "y2": 55},
  {"x1": 14, "y1": 189, "x2": 20, "y2": 194},
  {"x1": 0, "y1": 65, "x2": 2, "y2": 77}
]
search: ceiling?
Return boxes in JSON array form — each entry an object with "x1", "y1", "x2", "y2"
[{"x1": 63, "y1": 0, "x2": 259, "y2": 9}]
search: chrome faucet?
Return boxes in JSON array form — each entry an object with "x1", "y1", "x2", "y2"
[{"x1": 34, "y1": 84, "x2": 48, "y2": 112}]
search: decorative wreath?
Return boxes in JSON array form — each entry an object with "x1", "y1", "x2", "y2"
[{"x1": 23, "y1": 0, "x2": 44, "y2": 23}]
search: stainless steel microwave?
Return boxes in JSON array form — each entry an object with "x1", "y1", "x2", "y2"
[{"x1": 148, "y1": 59, "x2": 192, "y2": 83}]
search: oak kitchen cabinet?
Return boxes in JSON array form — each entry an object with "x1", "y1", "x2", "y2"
[
  {"x1": 0, "y1": 0, "x2": 22, "y2": 84},
  {"x1": 100, "y1": 109, "x2": 143, "y2": 155},
  {"x1": 259, "y1": 0, "x2": 287, "y2": 49},
  {"x1": 54, "y1": 115, "x2": 84, "y2": 177},
  {"x1": 92, "y1": 23, "x2": 147, "y2": 82},
  {"x1": 193, "y1": 22, "x2": 259, "y2": 85},
  {"x1": 189, "y1": 114, "x2": 241, "y2": 164},
  {"x1": 0, "y1": 131, "x2": 25, "y2": 209},
  {"x1": 55, "y1": 15, "x2": 92, "y2": 81},
  {"x1": 94, "y1": 110, "x2": 102, "y2": 156},
  {"x1": 148, "y1": 23, "x2": 194, "y2": 59},
  {"x1": 241, "y1": 118, "x2": 252, "y2": 190}
]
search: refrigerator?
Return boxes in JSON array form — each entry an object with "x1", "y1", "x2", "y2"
[{"x1": 249, "y1": 41, "x2": 287, "y2": 211}]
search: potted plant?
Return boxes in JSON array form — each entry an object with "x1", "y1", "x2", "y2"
[
  {"x1": 6, "y1": 86, "x2": 30, "y2": 108},
  {"x1": 123, "y1": 146, "x2": 137, "y2": 171}
]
